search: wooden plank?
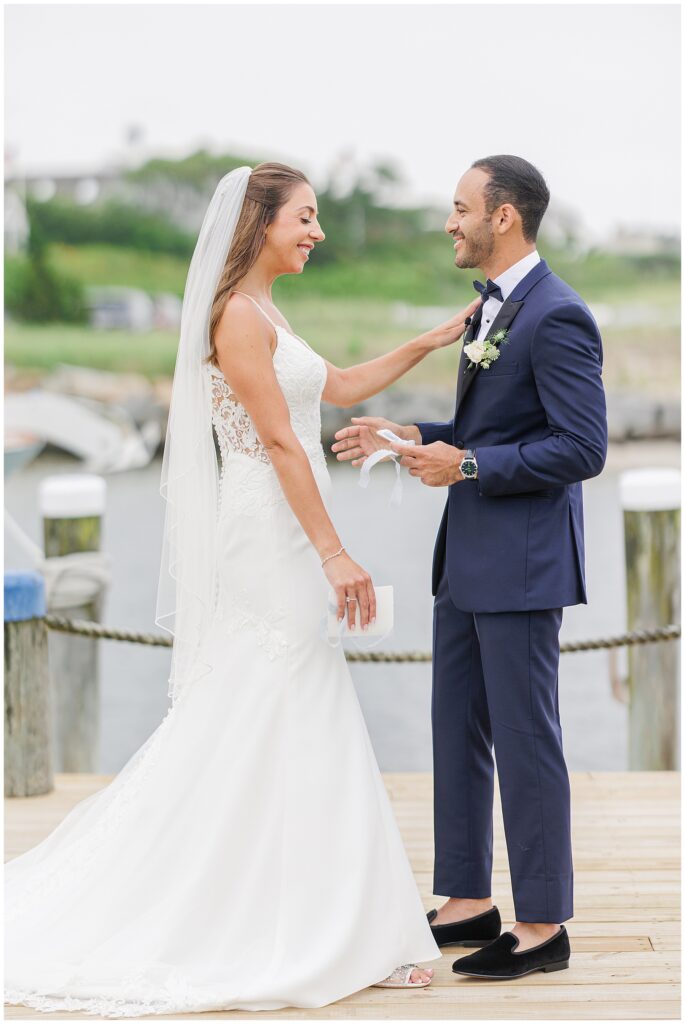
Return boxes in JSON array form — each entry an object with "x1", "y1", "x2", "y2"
[
  {"x1": 336, "y1": 983, "x2": 682, "y2": 1003},
  {"x1": 4, "y1": 1002, "x2": 683, "y2": 1021},
  {"x1": 4, "y1": 771, "x2": 680, "y2": 1021}
]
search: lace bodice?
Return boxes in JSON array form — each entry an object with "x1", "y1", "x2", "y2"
[{"x1": 208, "y1": 322, "x2": 328, "y2": 483}]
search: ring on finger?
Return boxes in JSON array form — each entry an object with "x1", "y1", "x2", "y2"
[{"x1": 345, "y1": 596, "x2": 357, "y2": 603}]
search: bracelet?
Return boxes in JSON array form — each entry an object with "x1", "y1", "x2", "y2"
[{"x1": 321, "y1": 545, "x2": 345, "y2": 567}]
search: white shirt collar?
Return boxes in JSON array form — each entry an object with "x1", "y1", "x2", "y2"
[{"x1": 493, "y1": 250, "x2": 541, "y2": 302}]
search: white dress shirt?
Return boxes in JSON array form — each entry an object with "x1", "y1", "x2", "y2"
[{"x1": 475, "y1": 250, "x2": 541, "y2": 342}]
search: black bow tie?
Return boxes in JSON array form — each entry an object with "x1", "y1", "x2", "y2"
[{"x1": 473, "y1": 278, "x2": 504, "y2": 304}]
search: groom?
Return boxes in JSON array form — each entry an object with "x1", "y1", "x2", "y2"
[{"x1": 333, "y1": 155, "x2": 607, "y2": 978}]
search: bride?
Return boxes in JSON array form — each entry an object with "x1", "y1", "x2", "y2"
[{"x1": 5, "y1": 163, "x2": 479, "y2": 1017}]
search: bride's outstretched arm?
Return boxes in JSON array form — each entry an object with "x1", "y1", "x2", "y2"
[
  {"x1": 215, "y1": 300, "x2": 376, "y2": 629},
  {"x1": 321, "y1": 298, "x2": 480, "y2": 408}
]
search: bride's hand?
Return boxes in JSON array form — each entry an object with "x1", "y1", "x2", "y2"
[
  {"x1": 427, "y1": 297, "x2": 481, "y2": 349},
  {"x1": 332, "y1": 417, "x2": 421, "y2": 467},
  {"x1": 322, "y1": 551, "x2": 376, "y2": 630}
]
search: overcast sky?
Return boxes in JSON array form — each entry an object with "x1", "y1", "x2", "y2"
[{"x1": 5, "y1": 3, "x2": 681, "y2": 240}]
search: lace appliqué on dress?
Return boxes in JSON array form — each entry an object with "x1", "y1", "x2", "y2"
[
  {"x1": 209, "y1": 371, "x2": 270, "y2": 466},
  {"x1": 5, "y1": 974, "x2": 213, "y2": 1019},
  {"x1": 218, "y1": 458, "x2": 286, "y2": 521},
  {"x1": 217, "y1": 588, "x2": 288, "y2": 662}
]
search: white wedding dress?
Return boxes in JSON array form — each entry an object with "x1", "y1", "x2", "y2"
[{"x1": 4, "y1": 300, "x2": 440, "y2": 1018}]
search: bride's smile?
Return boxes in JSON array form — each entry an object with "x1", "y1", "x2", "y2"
[{"x1": 259, "y1": 184, "x2": 325, "y2": 275}]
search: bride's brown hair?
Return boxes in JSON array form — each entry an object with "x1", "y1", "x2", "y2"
[{"x1": 206, "y1": 161, "x2": 310, "y2": 368}]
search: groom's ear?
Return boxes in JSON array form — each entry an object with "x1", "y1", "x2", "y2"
[{"x1": 494, "y1": 203, "x2": 518, "y2": 236}]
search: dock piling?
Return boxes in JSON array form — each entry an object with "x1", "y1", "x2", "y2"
[
  {"x1": 39, "y1": 474, "x2": 108, "y2": 772},
  {"x1": 620, "y1": 468, "x2": 680, "y2": 770},
  {"x1": 4, "y1": 571, "x2": 53, "y2": 797}
]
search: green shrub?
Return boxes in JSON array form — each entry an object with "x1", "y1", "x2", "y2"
[
  {"x1": 5, "y1": 255, "x2": 87, "y2": 323},
  {"x1": 5, "y1": 223, "x2": 87, "y2": 323},
  {"x1": 27, "y1": 197, "x2": 194, "y2": 258}
]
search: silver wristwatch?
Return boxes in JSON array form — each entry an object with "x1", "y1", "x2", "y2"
[{"x1": 460, "y1": 448, "x2": 478, "y2": 480}]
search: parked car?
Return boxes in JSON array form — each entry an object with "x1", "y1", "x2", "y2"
[{"x1": 85, "y1": 286, "x2": 156, "y2": 331}]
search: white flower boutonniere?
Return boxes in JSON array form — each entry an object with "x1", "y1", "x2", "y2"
[{"x1": 464, "y1": 328, "x2": 510, "y2": 371}]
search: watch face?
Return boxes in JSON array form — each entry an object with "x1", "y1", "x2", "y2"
[{"x1": 461, "y1": 459, "x2": 477, "y2": 478}]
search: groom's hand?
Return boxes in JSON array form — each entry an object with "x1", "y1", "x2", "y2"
[
  {"x1": 332, "y1": 417, "x2": 421, "y2": 467},
  {"x1": 389, "y1": 440, "x2": 466, "y2": 486}
]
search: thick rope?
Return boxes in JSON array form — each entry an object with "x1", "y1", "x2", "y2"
[{"x1": 41, "y1": 616, "x2": 680, "y2": 659}]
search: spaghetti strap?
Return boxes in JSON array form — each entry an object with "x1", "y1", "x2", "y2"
[
  {"x1": 232, "y1": 290, "x2": 316, "y2": 355},
  {"x1": 232, "y1": 291, "x2": 279, "y2": 331}
]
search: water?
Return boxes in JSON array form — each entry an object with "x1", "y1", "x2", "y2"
[{"x1": 4, "y1": 443, "x2": 679, "y2": 773}]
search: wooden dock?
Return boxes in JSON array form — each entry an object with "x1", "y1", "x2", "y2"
[{"x1": 5, "y1": 771, "x2": 680, "y2": 1020}]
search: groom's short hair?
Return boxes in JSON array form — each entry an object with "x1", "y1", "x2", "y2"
[{"x1": 471, "y1": 155, "x2": 550, "y2": 242}]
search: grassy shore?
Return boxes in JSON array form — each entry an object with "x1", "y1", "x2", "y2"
[
  {"x1": 5, "y1": 293, "x2": 680, "y2": 399},
  {"x1": 36, "y1": 240, "x2": 680, "y2": 300}
]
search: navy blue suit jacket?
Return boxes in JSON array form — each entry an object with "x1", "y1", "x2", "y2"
[{"x1": 416, "y1": 259, "x2": 608, "y2": 611}]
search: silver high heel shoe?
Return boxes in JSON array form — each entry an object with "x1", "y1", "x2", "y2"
[{"x1": 373, "y1": 963, "x2": 434, "y2": 989}]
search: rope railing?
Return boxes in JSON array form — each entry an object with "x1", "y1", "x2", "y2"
[{"x1": 43, "y1": 615, "x2": 680, "y2": 661}]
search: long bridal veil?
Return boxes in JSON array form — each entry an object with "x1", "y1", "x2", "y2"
[{"x1": 155, "y1": 166, "x2": 251, "y2": 705}]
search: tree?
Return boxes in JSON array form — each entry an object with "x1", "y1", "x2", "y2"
[{"x1": 5, "y1": 216, "x2": 87, "y2": 323}]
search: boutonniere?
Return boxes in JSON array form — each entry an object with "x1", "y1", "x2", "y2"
[{"x1": 463, "y1": 328, "x2": 510, "y2": 371}]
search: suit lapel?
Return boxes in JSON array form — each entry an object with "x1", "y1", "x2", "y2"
[
  {"x1": 456, "y1": 308, "x2": 483, "y2": 405},
  {"x1": 453, "y1": 259, "x2": 552, "y2": 419},
  {"x1": 455, "y1": 297, "x2": 524, "y2": 415}
]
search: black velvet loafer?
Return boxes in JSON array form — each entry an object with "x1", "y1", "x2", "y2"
[
  {"x1": 452, "y1": 925, "x2": 570, "y2": 979},
  {"x1": 426, "y1": 905, "x2": 501, "y2": 947}
]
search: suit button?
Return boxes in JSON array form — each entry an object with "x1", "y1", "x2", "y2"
[{"x1": 456, "y1": 439, "x2": 465, "y2": 449}]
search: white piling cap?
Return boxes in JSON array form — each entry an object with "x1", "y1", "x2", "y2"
[
  {"x1": 39, "y1": 474, "x2": 107, "y2": 518},
  {"x1": 619, "y1": 468, "x2": 681, "y2": 512}
]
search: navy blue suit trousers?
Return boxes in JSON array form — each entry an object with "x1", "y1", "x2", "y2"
[{"x1": 432, "y1": 562, "x2": 573, "y2": 922}]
